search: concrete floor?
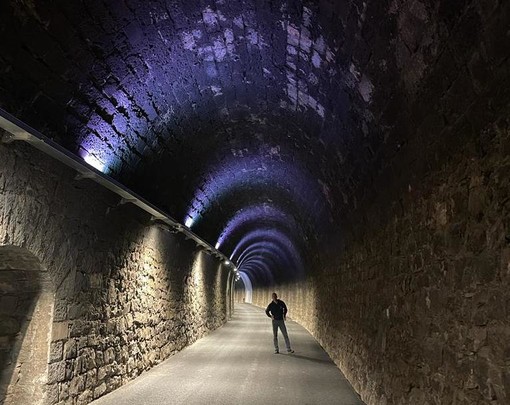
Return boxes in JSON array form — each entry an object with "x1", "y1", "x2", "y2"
[{"x1": 91, "y1": 304, "x2": 364, "y2": 405}]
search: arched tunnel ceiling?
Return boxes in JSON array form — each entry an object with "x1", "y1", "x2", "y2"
[{"x1": 0, "y1": 0, "x2": 476, "y2": 285}]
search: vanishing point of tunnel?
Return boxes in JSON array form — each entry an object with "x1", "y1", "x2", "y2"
[{"x1": 0, "y1": 0, "x2": 509, "y2": 404}]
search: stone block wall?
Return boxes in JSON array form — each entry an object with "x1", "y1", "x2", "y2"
[
  {"x1": 0, "y1": 141, "x2": 232, "y2": 405},
  {"x1": 252, "y1": 118, "x2": 510, "y2": 404},
  {"x1": 0, "y1": 246, "x2": 53, "y2": 405}
]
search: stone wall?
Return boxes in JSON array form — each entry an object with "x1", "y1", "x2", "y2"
[
  {"x1": 0, "y1": 246, "x2": 54, "y2": 405},
  {"x1": 252, "y1": 118, "x2": 510, "y2": 404},
  {"x1": 0, "y1": 141, "x2": 232, "y2": 405}
]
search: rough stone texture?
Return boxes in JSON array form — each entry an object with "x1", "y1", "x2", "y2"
[
  {"x1": 0, "y1": 142, "x2": 232, "y2": 405},
  {"x1": 0, "y1": 0, "x2": 387, "y2": 286},
  {"x1": 0, "y1": 246, "x2": 53, "y2": 405},
  {"x1": 0, "y1": 0, "x2": 507, "y2": 286},
  {"x1": 250, "y1": 117, "x2": 510, "y2": 404},
  {"x1": 0, "y1": 0, "x2": 509, "y2": 404},
  {"x1": 0, "y1": 0, "x2": 508, "y2": 279}
]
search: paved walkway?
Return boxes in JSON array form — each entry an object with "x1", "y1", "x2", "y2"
[{"x1": 91, "y1": 304, "x2": 364, "y2": 405}]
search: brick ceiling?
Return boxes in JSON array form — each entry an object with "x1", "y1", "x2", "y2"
[{"x1": 0, "y1": 0, "x2": 485, "y2": 284}]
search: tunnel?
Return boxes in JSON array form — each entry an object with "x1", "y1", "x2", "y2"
[{"x1": 0, "y1": 0, "x2": 509, "y2": 404}]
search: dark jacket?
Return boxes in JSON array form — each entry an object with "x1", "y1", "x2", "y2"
[{"x1": 265, "y1": 299, "x2": 288, "y2": 320}]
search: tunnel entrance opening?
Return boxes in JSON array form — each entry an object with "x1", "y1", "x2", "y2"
[
  {"x1": 234, "y1": 272, "x2": 253, "y2": 304},
  {"x1": 0, "y1": 245, "x2": 54, "y2": 405},
  {"x1": 238, "y1": 272, "x2": 253, "y2": 304}
]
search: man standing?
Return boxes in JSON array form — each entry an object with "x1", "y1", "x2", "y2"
[{"x1": 265, "y1": 292, "x2": 294, "y2": 354}]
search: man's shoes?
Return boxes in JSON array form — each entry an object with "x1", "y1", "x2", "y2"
[
  {"x1": 274, "y1": 349, "x2": 279, "y2": 354},
  {"x1": 287, "y1": 349, "x2": 294, "y2": 354}
]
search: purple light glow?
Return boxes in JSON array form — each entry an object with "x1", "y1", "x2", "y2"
[
  {"x1": 186, "y1": 156, "x2": 328, "y2": 228},
  {"x1": 75, "y1": 4, "x2": 291, "y2": 175},
  {"x1": 230, "y1": 229, "x2": 300, "y2": 262},
  {"x1": 237, "y1": 244, "x2": 292, "y2": 266},
  {"x1": 78, "y1": 131, "x2": 121, "y2": 174},
  {"x1": 241, "y1": 259, "x2": 276, "y2": 273},
  {"x1": 214, "y1": 203, "x2": 298, "y2": 250},
  {"x1": 55, "y1": 2, "x2": 340, "y2": 284},
  {"x1": 236, "y1": 243, "x2": 302, "y2": 278},
  {"x1": 238, "y1": 260, "x2": 274, "y2": 284},
  {"x1": 229, "y1": 228, "x2": 304, "y2": 279},
  {"x1": 60, "y1": 1, "x2": 342, "y2": 203}
]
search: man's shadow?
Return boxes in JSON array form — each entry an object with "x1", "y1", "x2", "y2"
[{"x1": 285, "y1": 353, "x2": 337, "y2": 366}]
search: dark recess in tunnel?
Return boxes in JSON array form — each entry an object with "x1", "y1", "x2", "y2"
[{"x1": 0, "y1": 246, "x2": 53, "y2": 405}]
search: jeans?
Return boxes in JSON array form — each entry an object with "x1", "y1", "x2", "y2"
[{"x1": 272, "y1": 319, "x2": 291, "y2": 351}]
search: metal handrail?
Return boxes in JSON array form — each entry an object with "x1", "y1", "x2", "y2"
[{"x1": 0, "y1": 107, "x2": 236, "y2": 270}]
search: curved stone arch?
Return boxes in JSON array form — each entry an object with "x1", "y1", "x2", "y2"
[{"x1": 0, "y1": 245, "x2": 55, "y2": 405}]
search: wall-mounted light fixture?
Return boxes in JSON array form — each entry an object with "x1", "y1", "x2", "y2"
[{"x1": 0, "y1": 107, "x2": 239, "y2": 272}]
